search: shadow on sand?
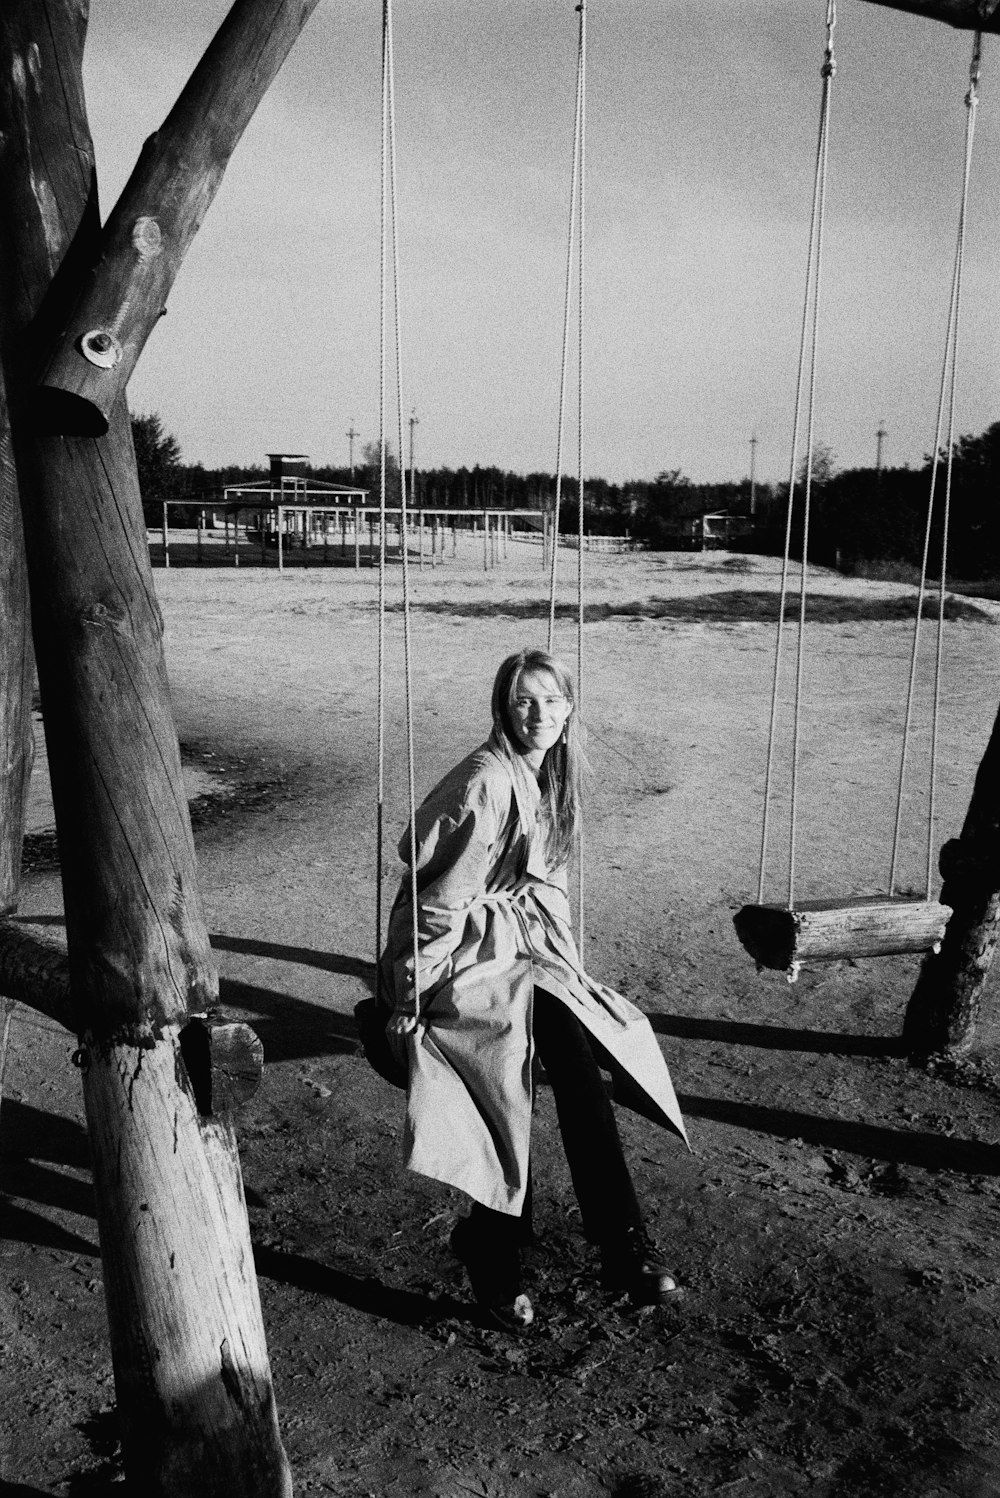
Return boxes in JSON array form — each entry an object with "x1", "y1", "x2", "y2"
[
  {"x1": 648, "y1": 1011, "x2": 904, "y2": 1058},
  {"x1": 252, "y1": 1243, "x2": 469, "y2": 1329}
]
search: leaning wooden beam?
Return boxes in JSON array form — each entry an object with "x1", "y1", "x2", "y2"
[
  {"x1": 0, "y1": 372, "x2": 34, "y2": 915},
  {"x1": 734, "y1": 896, "x2": 952, "y2": 980},
  {"x1": 903, "y1": 701, "x2": 1000, "y2": 1057},
  {"x1": 0, "y1": 5, "x2": 295, "y2": 1494},
  {"x1": 861, "y1": 0, "x2": 1000, "y2": 31},
  {"x1": 35, "y1": 0, "x2": 322, "y2": 437}
]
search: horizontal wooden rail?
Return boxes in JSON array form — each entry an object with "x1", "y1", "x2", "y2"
[
  {"x1": 0, "y1": 921, "x2": 262, "y2": 1113},
  {"x1": 0, "y1": 921, "x2": 71, "y2": 1026}
]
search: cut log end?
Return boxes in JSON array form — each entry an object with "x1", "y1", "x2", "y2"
[
  {"x1": 734, "y1": 897, "x2": 953, "y2": 975},
  {"x1": 31, "y1": 385, "x2": 109, "y2": 438}
]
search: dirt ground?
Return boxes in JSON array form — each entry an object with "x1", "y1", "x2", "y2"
[{"x1": 3, "y1": 541, "x2": 1000, "y2": 1498}]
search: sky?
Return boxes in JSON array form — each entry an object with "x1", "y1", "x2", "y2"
[{"x1": 81, "y1": 1, "x2": 1000, "y2": 485}]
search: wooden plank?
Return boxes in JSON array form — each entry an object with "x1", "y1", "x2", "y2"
[{"x1": 734, "y1": 896, "x2": 953, "y2": 978}]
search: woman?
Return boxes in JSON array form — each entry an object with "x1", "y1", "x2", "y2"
[{"x1": 381, "y1": 648, "x2": 687, "y2": 1330}]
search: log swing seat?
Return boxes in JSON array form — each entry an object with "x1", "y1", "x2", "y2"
[
  {"x1": 734, "y1": 2, "x2": 984, "y2": 980},
  {"x1": 733, "y1": 896, "x2": 952, "y2": 981}
]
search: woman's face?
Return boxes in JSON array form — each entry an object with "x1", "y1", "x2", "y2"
[{"x1": 509, "y1": 668, "x2": 572, "y2": 765}]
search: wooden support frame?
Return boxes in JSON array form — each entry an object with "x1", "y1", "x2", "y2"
[
  {"x1": 734, "y1": 896, "x2": 953, "y2": 980},
  {"x1": 0, "y1": 2, "x2": 322, "y2": 1491}
]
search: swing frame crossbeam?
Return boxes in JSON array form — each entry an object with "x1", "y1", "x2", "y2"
[{"x1": 862, "y1": 0, "x2": 1000, "y2": 33}]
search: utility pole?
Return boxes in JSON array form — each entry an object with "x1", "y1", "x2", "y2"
[
  {"x1": 749, "y1": 434, "x2": 758, "y2": 516},
  {"x1": 347, "y1": 421, "x2": 358, "y2": 480},
  {"x1": 408, "y1": 409, "x2": 419, "y2": 507},
  {"x1": 876, "y1": 421, "x2": 887, "y2": 476}
]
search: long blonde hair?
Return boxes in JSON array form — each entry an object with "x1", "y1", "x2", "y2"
[{"x1": 491, "y1": 648, "x2": 584, "y2": 869}]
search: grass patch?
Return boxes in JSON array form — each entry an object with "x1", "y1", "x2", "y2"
[
  {"x1": 393, "y1": 590, "x2": 993, "y2": 625},
  {"x1": 849, "y1": 559, "x2": 1000, "y2": 603}
]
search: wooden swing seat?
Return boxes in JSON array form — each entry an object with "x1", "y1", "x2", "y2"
[{"x1": 733, "y1": 895, "x2": 953, "y2": 979}]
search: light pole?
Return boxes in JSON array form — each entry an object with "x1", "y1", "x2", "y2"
[
  {"x1": 347, "y1": 421, "x2": 359, "y2": 480},
  {"x1": 408, "y1": 410, "x2": 419, "y2": 507},
  {"x1": 876, "y1": 421, "x2": 887, "y2": 475},
  {"x1": 749, "y1": 433, "x2": 758, "y2": 516}
]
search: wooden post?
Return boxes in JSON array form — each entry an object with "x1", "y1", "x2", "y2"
[
  {"x1": 162, "y1": 500, "x2": 170, "y2": 568},
  {"x1": 197, "y1": 507, "x2": 204, "y2": 565},
  {"x1": 277, "y1": 506, "x2": 284, "y2": 573},
  {"x1": 233, "y1": 509, "x2": 241, "y2": 568},
  {"x1": 903, "y1": 701, "x2": 1000, "y2": 1057},
  {"x1": 354, "y1": 507, "x2": 360, "y2": 569},
  {"x1": 0, "y1": 6, "x2": 292, "y2": 1494},
  {"x1": 419, "y1": 509, "x2": 424, "y2": 570},
  {"x1": 483, "y1": 510, "x2": 489, "y2": 572},
  {"x1": 0, "y1": 376, "x2": 34, "y2": 916},
  {"x1": 260, "y1": 509, "x2": 266, "y2": 568}
]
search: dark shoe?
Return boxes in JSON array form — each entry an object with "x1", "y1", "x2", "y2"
[
  {"x1": 450, "y1": 1218, "x2": 534, "y2": 1332},
  {"x1": 484, "y1": 1292, "x2": 535, "y2": 1333},
  {"x1": 600, "y1": 1226, "x2": 680, "y2": 1306}
]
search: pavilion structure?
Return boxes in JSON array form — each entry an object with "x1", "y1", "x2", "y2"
[{"x1": 155, "y1": 452, "x2": 554, "y2": 572}]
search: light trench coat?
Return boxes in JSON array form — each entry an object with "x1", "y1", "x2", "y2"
[{"x1": 380, "y1": 736, "x2": 688, "y2": 1216}]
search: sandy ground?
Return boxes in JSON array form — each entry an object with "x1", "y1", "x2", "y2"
[{"x1": 3, "y1": 541, "x2": 1000, "y2": 1497}]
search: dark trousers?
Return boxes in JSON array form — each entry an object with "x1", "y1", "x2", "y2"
[{"x1": 465, "y1": 988, "x2": 643, "y2": 1286}]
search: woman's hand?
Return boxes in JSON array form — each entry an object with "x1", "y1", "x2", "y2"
[{"x1": 385, "y1": 1008, "x2": 418, "y2": 1065}]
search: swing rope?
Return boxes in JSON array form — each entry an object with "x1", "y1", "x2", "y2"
[
  {"x1": 543, "y1": 0, "x2": 588, "y2": 953},
  {"x1": 756, "y1": 0, "x2": 836, "y2": 909},
  {"x1": 547, "y1": 1, "x2": 586, "y2": 654},
  {"x1": 888, "y1": 30, "x2": 981, "y2": 899},
  {"x1": 375, "y1": 0, "x2": 421, "y2": 1021}
]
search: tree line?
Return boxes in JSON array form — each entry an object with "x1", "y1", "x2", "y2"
[{"x1": 133, "y1": 412, "x2": 1000, "y2": 581}]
